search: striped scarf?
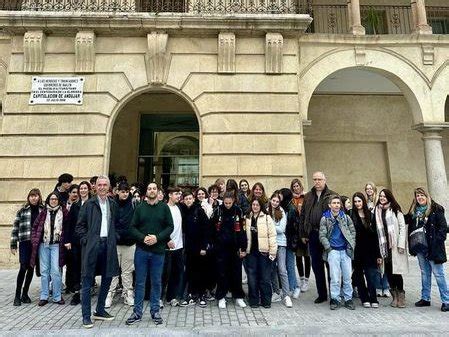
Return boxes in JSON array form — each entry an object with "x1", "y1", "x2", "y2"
[{"x1": 375, "y1": 204, "x2": 396, "y2": 258}]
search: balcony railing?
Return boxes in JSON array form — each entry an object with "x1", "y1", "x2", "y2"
[
  {"x1": 0, "y1": 0, "x2": 304, "y2": 13},
  {"x1": 307, "y1": 4, "x2": 448, "y2": 35}
]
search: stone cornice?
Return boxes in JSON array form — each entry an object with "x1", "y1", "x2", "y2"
[{"x1": 0, "y1": 11, "x2": 312, "y2": 37}]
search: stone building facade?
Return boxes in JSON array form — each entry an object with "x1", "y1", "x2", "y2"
[{"x1": 0, "y1": 0, "x2": 448, "y2": 266}]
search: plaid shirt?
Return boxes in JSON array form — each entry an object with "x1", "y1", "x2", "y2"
[{"x1": 10, "y1": 204, "x2": 43, "y2": 249}]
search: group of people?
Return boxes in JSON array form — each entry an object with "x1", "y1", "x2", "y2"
[{"x1": 10, "y1": 172, "x2": 449, "y2": 328}]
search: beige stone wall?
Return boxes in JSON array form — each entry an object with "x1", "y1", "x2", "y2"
[{"x1": 304, "y1": 94, "x2": 427, "y2": 208}]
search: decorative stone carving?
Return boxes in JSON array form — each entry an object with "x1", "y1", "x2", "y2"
[
  {"x1": 145, "y1": 32, "x2": 170, "y2": 85},
  {"x1": 421, "y1": 44, "x2": 434, "y2": 65},
  {"x1": 354, "y1": 46, "x2": 366, "y2": 66},
  {"x1": 75, "y1": 31, "x2": 96, "y2": 73},
  {"x1": 23, "y1": 30, "x2": 46, "y2": 73},
  {"x1": 218, "y1": 32, "x2": 236, "y2": 74},
  {"x1": 265, "y1": 33, "x2": 283, "y2": 74}
]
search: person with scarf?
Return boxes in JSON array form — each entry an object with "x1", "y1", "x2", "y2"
[
  {"x1": 373, "y1": 188, "x2": 409, "y2": 308},
  {"x1": 10, "y1": 188, "x2": 44, "y2": 306},
  {"x1": 405, "y1": 187, "x2": 449, "y2": 312},
  {"x1": 30, "y1": 192, "x2": 69, "y2": 306},
  {"x1": 319, "y1": 195, "x2": 356, "y2": 310}
]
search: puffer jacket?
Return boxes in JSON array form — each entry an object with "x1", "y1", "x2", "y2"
[
  {"x1": 319, "y1": 210, "x2": 356, "y2": 261},
  {"x1": 246, "y1": 212, "x2": 277, "y2": 257}
]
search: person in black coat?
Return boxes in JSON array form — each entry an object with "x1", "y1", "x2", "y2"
[
  {"x1": 405, "y1": 187, "x2": 449, "y2": 312},
  {"x1": 350, "y1": 192, "x2": 381, "y2": 308},
  {"x1": 210, "y1": 192, "x2": 247, "y2": 309},
  {"x1": 75, "y1": 175, "x2": 120, "y2": 328},
  {"x1": 180, "y1": 190, "x2": 209, "y2": 307}
]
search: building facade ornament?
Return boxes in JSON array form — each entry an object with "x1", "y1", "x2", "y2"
[
  {"x1": 218, "y1": 32, "x2": 236, "y2": 74},
  {"x1": 265, "y1": 33, "x2": 283, "y2": 74},
  {"x1": 421, "y1": 44, "x2": 434, "y2": 65},
  {"x1": 75, "y1": 31, "x2": 96, "y2": 73},
  {"x1": 23, "y1": 30, "x2": 46, "y2": 73},
  {"x1": 145, "y1": 32, "x2": 170, "y2": 85}
]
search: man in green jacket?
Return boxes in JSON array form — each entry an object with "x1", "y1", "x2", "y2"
[{"x1": 125, "y1": 182, "x2": 174, "y2": 326}]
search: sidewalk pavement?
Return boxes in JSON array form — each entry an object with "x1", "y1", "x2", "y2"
[{"x1": 0, "y1": 257, "x2": 448, "y2": 336}]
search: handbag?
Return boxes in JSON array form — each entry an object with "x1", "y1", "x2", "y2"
[{"x1": 409, "y1": 218, "x2": 427, "y2": 255}]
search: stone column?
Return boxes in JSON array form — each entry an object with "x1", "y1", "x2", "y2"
[
  {"x1": 347, "y1": 0, "x2": 365, "y2": 35},
  {"x1": 411, "y1": 0, "x2": 432, "y2": 34},
  {"x1": 416, "y1": 125, "x2": 449, "y2": 220}
]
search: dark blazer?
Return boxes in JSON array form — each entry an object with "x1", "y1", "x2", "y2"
[
  {"x1": 65, "y1": 201, "x2": 82, "y2": 245},
  {"x1": 75, "y1": 196, "x2": 120, "y2": 278}
]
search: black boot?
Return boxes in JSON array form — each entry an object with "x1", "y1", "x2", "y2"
[
  {"x1": 13, "y1": 296, "x2": 21, "y2": 306},
  {"x1": 21, "y1": 293, "x2": 32, "y2": 304},
  {"x1": 70, "y1": 292, "x2": 80, "y2": 305}
]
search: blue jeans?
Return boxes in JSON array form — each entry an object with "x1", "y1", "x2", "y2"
[
  {"x1": 39, "y1": 243, "x2": 61, "y2": 301},
  {"x1": 417, "y1": 253, "x2": 449, "y2": 304},
  {"x1": 374, "y1": 269, "x2": 389, "y2": 290},
  {"x1": 286, "y1": 248, "x2": 298, "y2": 291},
  {"x1": 81, "y1": 239, "x2": 112, "y2": 320},
  {"x1": 276, "y1": 246, "x2": 291, "y2": 297},
  {"x1": 246, "y1": 251, "x2": 272, "y2": 307},
  {"x1": 134, "y1": 247, "x2": 165, "y2": 317},
  {"x1": 328, "y1": 249, "x2": 353, "y2": 302}
]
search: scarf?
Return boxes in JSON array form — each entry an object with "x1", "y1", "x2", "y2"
[
  {"x1": 375, "y1": 204, "x2": 396, "y2": 258},
  {"x1": 413, "y1": 204, "x2": 428, "y2": 220},
  {"x1": 43, "y1": 205, "x2": 63, "y2": 244}
]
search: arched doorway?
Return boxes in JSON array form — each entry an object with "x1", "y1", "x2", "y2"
[
  {"x1": 108, "y1": 90, "x2": 200, "y2": 190},
  {"x1": 304, "y1": 68, "x2": 427, "y2": 206}
]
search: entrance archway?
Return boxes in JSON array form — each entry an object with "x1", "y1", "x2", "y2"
[
  {"x1": 108, "y1": 90, "x2": 200, "y2": 189},
  {"x1": 304, "y1": 68, "x2": 427, "y2": 206}
]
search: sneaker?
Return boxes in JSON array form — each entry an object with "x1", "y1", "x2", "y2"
[
  {"x1": 204, "y1": 291, "x2": 215, "y2": 302},
  {"x1": 363, "y1": 302, "x2": 371, "y2": 308},
  {"x1": 344, "y1": 300, "x2": 355, "y2": 310},
  {"x1": 236, "y1": 298, "x2": 246, "y2": 308},
  {"x1": 180, "y1": 295, "x2": 196, "y2": 307},
  {"x1": 300, "y1": 279, "x2": 309, "y2": 293},
  {"x1": 105, "y1": 292, "x2": 113, "y2": 308},
  {"x1": 292, "y1": 287, "x2": 301, "y2": 299},
  {"x1": 271, "y1": 293, "x2": 282, "y2": 303},
  {"x1": 82, "y1": 317, "x2": 94, "y2": 329},
  {"x1": 441, "y1": 303, "x2": 449, "y2": 312},
  {"x1": 218, "y1": 298, "x2": 226, "y2": 309},
  {"x1": 262, "y1": 304, "x2": 271, "y2": 308},
  {"x1": 415, "y1": 299, "x2": 431, "y2": 307},
  {"x1": 159, "y1": 299, "x2": 164, "y2": 309},
  {"x1": 151, "y1": 311, "x2": 163, "y2": 325},
  {"x1": 124, "y1": 294, "x2": 134, "y2": 306},
  {"x1": 376, "y1": 289, "x2": 383, "y2": 297},
  {"x1": 70, "y1": 292, "x2": 80, "y2": 305},
  {"x1": 330, "y1": 299, "x2": 340, "y2": 310},
  {"x1": 38, "y1": 299, "x2": 48, "y2": 307},
  {"x1": 125, "y1": 313, "x2": 142, "y2": 325},
  {"x1": 92, "y1": 311, "x2": 115, "y2": 321},
  {"x1": 21, "y1": 294, "x2": 31, "y2": 304},
  {"x1": 383, "y1": 289, "x2": 391, "y2": 298},
  {"x1": 371, "y1": 302, "x2": 379, "y2": 308},
  {"x1": 283, "y1": 296, "x2": 293, "y2": 308},
  {"x1": 170, "y1": 299, "x2": 180, "y2": 307},
  {"x1": 314, "y1": 297, "x2": 327, "y2": 304},
  {"x1": 198, "y1": 297, "x2": 207, "y2": 308}
]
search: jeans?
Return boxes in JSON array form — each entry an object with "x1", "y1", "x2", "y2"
[
  {"x1": 134, "y1": 247, "x2": 165, "y2": 317},
  {"x1": 328, "y1": 249, "x2": 353, "y2": 302},
  {"x1": 352, "y1": 263, "x2": 378, "y2": 303},
  {"x1": 374, "y1": 269, "x2": 390, "y2": 290},
  {"x1": 309, "y1": 230, "x2": 328, "y2": 299},
  {"x1": 286, "y1": 248, "x2": 298, "y2": 291},
  {"x1": 246, "y1": 251, "x2": 272, "y2": 306},
  {"x1": 276, "y1": 246, "x2": 291, "y2": 297},
  {"x1": 39, "y1": 243, "x2": 62, "y2": 301},
  {"x1": 81, "y1": 239, "x2": 112, "y2": 320},
  {"x1": 162, "y1": 248, "x2": 185, "y2": 301},
  {"x1": 417, "y1": 253, "x2": 449, "y2": 304}
]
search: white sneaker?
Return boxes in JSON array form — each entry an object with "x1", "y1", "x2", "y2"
[
  {"x1": 383, "y1": 289, "x2": 391, "y2": 298},
  {"x1": 218, "y1": 298, "x2": 226, "y2": 309},
  {"x1": 124, "y1": 291, "x2": 134, "y2": 306},
  {"x1": 371, "y1": 302, "x2": 379, "y2": 308},
  {"x1": 170, "y1": 299, "x2": 179, "y2": 307},
  {"x1": 300, "y1": 279, "x2": 309, "y2": 293},
  {"x1": 159, "y1": 299, "x2": 164, "y2": 308},
  {"x1": 242, "y1": 276, "x2": 248, "y2": 285},
  {"x1": 235, "y1": 298, "x2": 246, "y2": 308},
  {"x1": 376, "y1": 289, "x2": 383, "y2": 297},
  {"x1": 283, "y1": 296, "x2": 293, "y2": 308},
  {"x1": 363, "y1": 302, "x2": 371, "y2": 308},
  {"x1": 293, "y1": 287, "x2": 301, "y2": 299},
  {"x1": 105, "y1": 292, "x2": 113, "y2": 308},
  {"x1": 271, "y1": 293, "x2": 282, "y2": 303}
]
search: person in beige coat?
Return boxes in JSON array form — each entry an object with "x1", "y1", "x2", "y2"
[
  {"x1": 373, "y1": 188, "x2": 409, "y2": 308},
  {"x1": 245, "y1": 198, "x2": 277, "y2": 308}
]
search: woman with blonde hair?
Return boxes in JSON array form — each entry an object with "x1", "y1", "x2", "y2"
[
  {"x1": 364, "y1": 182, "x2": 378, "y2": 211},
  {"x1": 405, "y1": 187, "x2": 449, "y2": 312}
]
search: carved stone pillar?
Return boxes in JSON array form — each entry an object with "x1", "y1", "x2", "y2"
[
  {"x1": 75, "y1": 31, "x2": 96, "y2": 73},
  {"x1": 347, "y1": 0, "x2": 365, "y2": 35},
  {"x1": 145, "y1": 32, "x2": 170, "y2": 85},
  {"x1": 218, "y1": 32, "x2": 235, "y2": 74},
  {"x1": 23, "y1": 30, "x2": 46, "y2": 73},
  {"x1": 265, "y1": 33, "x2": 283, "y2": 74},
  {"x1": 411, "y1": 0, "x2": 432, "y2": 34}
]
